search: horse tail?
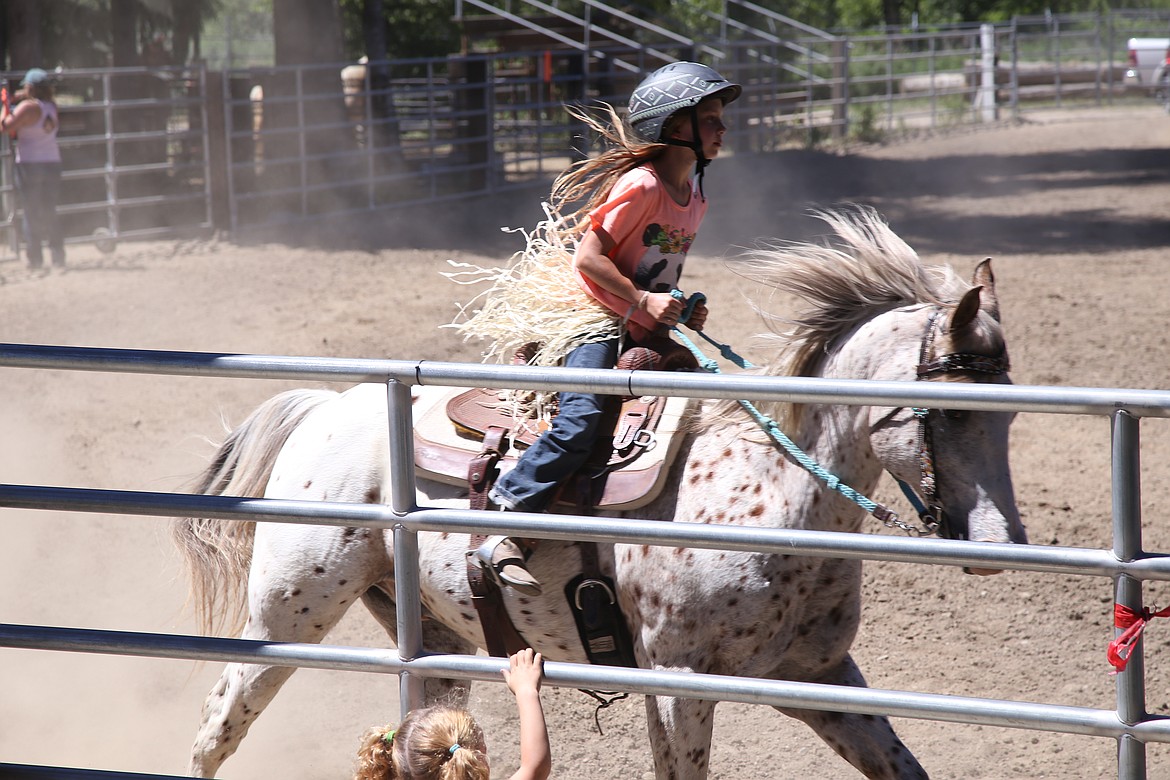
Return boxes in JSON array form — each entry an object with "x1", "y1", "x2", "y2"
[{"x1": 172, "y1": 388, "x2": 338, "y2": 637}]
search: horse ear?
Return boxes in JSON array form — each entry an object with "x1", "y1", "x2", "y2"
[
  {"x1": 971, "y1": 258, "x2": 1001, "y2": 323},
  {"x1": 949, "y1": 285, "x2": 982, "y2": 332}
]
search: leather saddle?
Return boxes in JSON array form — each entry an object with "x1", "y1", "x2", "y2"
[
  {"x1": 420, "y1": 343, "x2": 691, "y2": 665},
  {"x1": 412, "y1": 344, "x2": 692, "y2": 510}
]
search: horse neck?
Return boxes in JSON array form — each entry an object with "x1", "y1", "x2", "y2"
[
  {"x1": 790, "y1": 309, "x2": 925, "y2": 518},
  {"x1": 789, "y1": 390, "x2": 882, "y2": 528}
]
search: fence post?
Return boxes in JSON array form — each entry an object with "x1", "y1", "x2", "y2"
[
  {"x1": 387, "y1": 378, "x2": 425, "y2": 712},
  {"x1": 1, "y1": 128, "x2": 16, "y2": 260},
  {"x1": 1111, "y1": 410, "x2": 1147, "y2": 780},
  {"x1": 978, "y1": 24, "x2": 998, "y2": 122},
  {"x1": 1009, "y1": 18, "x2": 1020, "y2": 121},
  {"x1": 831, "y1": 38, "x2": 849, "y2": 141},
  {"x1": 101, "y1": 72, "x2": 119, "y2": 242},
  {"x1": 458, "y1": 57, "x2": 490, "y2": 193},
  {"x1": 204, "y1": 70, "x2": 231, "y2": 231}
]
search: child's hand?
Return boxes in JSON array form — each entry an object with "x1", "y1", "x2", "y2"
[
  {"x1": 503, "y1": 647, "x2": 543, "y2": 696},
  {"x1": 645, "y1": 291, "x2": 684, "y2": 327},
  {"x1": 685, "y1": 300, "x2": 708, "y2": 331}
]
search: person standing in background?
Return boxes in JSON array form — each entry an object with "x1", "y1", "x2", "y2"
[{"x1": 2, "y1": 68, "x2": 65, "y2": 269}]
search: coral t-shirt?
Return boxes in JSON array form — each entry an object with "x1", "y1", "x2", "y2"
[{"x1": 575, "y1": 164, "x2": 707, "y2": 341}]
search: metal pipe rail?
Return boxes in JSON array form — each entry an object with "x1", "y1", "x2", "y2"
[
  {"x1": 1, "y1": 342, "x2": 1169, "y2": 417},
  {"x1": 2, "y1": 342, "x2": 1168, "y2": 779},
  {"x1": 3, "y1": 623, "x2": 1168, "y2": 745},
  {"x1": 0, "y1": 484, "x2": 1166, "y2": 582},
  {"x1": 0, "y1": 766, "x2": 192, "y2": 780}
]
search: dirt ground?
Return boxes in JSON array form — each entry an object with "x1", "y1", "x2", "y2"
[{"x1": 1, "y1": 104, "x2": 1169, "y2": 779}]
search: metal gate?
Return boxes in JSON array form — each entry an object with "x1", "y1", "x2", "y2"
[
  {"x1": 0, "y1": 65, "x2": 214, "y2": 263},
  {"x1": 1, "y1": 344, "x2": 1170, "y2": 778}
]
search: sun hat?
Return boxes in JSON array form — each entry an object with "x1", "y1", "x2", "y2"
[{"x1": 21, "y1": 68, "x2": 49, "y2": 87}]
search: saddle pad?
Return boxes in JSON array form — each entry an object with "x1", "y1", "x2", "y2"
[{"x1": 414, "y1": 388, "x2": 691, "y2": 511}]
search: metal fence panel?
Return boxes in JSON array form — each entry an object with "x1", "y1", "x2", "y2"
[
  {"x1": 212, "y1": 10, "x2": 1170, "y2": 234},
  {"x1": 0, "y1": 65, "x2": 213, "y2": 262},
  {"x1": 1, "y1": 345, "x2": 1170, "y2": 778},
  {"x1": 4, "y1": 11, "x2": 1169, "y2": 254}
]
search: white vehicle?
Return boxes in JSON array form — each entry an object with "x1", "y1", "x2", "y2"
[{"x1": 1125, "y1": 36, "x2": 1169, "y2": 96}]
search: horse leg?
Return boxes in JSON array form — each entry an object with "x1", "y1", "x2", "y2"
[
  {"x1": 359, "y1": 585, "x2": 473, "y2": 706},
  {"x1": 188, "y1": 524, "x2": 388, "y2": 777},
  {"x1": 776, "y1": 654, "x2": 928, "y2": 780},
  {"x1": 645, "y1": 693, "x2": 717, "y2": 780}
]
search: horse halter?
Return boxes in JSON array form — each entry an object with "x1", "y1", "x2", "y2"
[{"x1": 895, "y1": 306, "x2": 1011, "y2": 539}]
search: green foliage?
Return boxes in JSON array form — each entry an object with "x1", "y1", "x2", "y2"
[
  {"x1": 205, "y1": 0, "x2": 271, "y2": 37},
  {"x1": 848, "y1": 100, "x2": 886, "y2": 142},
  {"x1": 36, "y1": 0, "x2": 111, "y2": 69},
  {"x1": 13, "y1": 0, "x2": 227, "y2": 70},
  {"x1": 200, "y1": 0, "x2": 272, "y2": 67},
  {"x1": 645, "y1": 0, "x2": 724, "y2": 41},
  {"x1": 339, "y1": 0, "x2": 459, "y2": 61},
  {"x1": 751, "y1": 0, "x2": 1170, "y2": 30},
  {"x1": 13, "y1": 0, "x2": 1170, "y2": 75}
]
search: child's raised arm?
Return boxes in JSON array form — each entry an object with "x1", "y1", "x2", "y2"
[{"x1": 502, "y1": 648, "x2": 551, "y2": 780}]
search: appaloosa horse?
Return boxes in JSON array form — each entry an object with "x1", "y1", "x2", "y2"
[{"x1": 173, "y1": 208, "x2": 1025, "y2": 779}]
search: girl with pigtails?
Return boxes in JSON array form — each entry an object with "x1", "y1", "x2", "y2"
[{"x1": 354, "y1": 648, "x2": 549, "y2": 780}]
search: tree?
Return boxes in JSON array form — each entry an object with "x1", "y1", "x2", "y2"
[
  {"x1": 4, "y1": 0, "x2": 43, "y2": 71},
  {"x1": 273, "y1": 0, "x2": 343, "y2": 65},
  {"x1": 266, "y1": 0, "x2": 355, "y2": 199},
  {"x1": 337, "y1": 0, "x2": 459, "y2": 61}
]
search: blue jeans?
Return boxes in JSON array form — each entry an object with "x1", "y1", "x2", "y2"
[
  {"x1": 490, "y1": 337, "x2": 620, "y2": 512},
  {"x1": 15, "y1": 162, "x2": 64, "y2": 267}
]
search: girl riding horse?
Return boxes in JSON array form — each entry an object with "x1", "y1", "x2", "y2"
[{"x1": 458, "y1": 62, "x2": 742, "y2": 595}]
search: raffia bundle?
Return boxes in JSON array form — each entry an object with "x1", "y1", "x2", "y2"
[
  {"x1": 445, "y1": 203, "x2": 621, "y2": 365},
  {"x1": 444, "y1": 203, "x2": 623, "y2": 426}
]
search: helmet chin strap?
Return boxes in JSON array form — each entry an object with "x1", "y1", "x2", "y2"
[{"x1": 663, "y1": 109, "x2": 709, "y2": 198}]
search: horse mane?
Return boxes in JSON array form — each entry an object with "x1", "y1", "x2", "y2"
[{"x1": 704, "y1": 206, "x2": 970, "y2": 434}]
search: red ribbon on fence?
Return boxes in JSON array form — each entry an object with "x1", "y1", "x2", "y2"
[{"x1": 1108, "y1": 603, "x2": 1170, "y2": 672}]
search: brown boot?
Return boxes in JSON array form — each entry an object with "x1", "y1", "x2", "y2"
[{"x1": 474, "y1": 535, "x2": 542, "y2": 596}]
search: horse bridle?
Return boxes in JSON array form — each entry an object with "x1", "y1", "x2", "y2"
[
  {"x1": 671, "y1": 296, "x2": 1009, "y2": 539},
  {"x1": 891, "y1": 306, "x2": 1011, "y2": 539}
]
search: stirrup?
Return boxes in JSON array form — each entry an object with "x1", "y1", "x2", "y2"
[{"x1": 474, "y1": 535, "x2": 542, "y2": 596}]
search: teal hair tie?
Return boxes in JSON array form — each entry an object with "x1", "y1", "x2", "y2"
[{"x1": 448, "y1": 743, "x2": 461, "y2": 755}]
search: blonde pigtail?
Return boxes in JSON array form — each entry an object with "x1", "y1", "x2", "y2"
[
  {"x1": 357, "y1": 707, "x2": 489, "y2": 780},
  {"x1": 353, "y1": 723, "x2": 400, "y2": 780}
]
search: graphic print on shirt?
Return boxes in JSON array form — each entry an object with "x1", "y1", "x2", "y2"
[{"x1": 635, "y1": 222, "x2": 695, "y2": 292}]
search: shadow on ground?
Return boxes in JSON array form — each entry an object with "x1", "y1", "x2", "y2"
[
  {"x1": 701, "y1": 146, "x2": 1170, "y2": 256},
  {"x1": 231, "y1": 143, "x2": 1170, "y2": 259}
]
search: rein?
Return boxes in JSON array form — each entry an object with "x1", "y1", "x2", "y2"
[
  {"x1": 667, "y1": 291, "x2": 912, "y2": 533},
  {"x1": 665, "y1": 292, "x2": 1008, "y2": 538}
]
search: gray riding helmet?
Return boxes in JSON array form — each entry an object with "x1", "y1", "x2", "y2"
[{"x1": 627, "y1": 61, "x2": 742, "y2": 144}]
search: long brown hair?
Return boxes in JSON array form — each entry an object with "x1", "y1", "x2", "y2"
[
  {"x1": 24, "y1": 81, "x2": 56, "y2": 106},
  {"x1": 549, "y1": 102, "x2": 681, "y2": 236}
]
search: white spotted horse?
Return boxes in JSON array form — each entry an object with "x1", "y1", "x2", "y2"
[{"x1": 172, "y1": 207, "x2": 1025, "y2": 779}]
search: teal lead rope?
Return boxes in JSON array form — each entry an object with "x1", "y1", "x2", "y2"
[{"x1": 667, "y1": 290, "x2": 910, "y2": 531}]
